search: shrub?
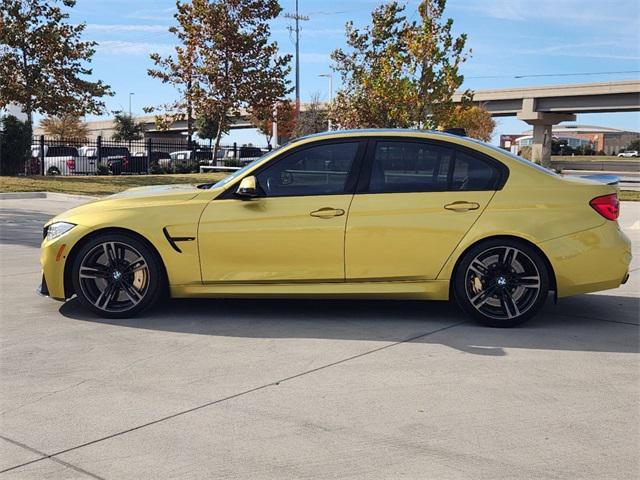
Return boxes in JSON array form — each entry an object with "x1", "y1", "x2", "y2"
[
  {"x1": 174, "y1": 163, "x2": 193, "y2": 174},
  {"x1": 148, "y1": 162, "x2": 168, "y2": 174},
  {"x1": 96, "y1": 164, "x2": 110, "y2": 175},
  {"x1": 0, "y1": 115, "x2": 32, "y2": 175}
]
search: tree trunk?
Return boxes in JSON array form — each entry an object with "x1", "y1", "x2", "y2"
[{"x1": 213, "y1": 115, "x2": 224, "y2": 163}]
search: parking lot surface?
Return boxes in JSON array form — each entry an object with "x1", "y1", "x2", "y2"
[{"x1": 0, "y1": 194, "x2": 638, "y2": 479}]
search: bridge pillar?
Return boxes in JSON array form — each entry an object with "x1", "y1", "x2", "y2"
[{"x1": 517, "y1": 98, "x2": 575, "y2": 167}]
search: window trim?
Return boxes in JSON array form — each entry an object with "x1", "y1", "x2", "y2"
[
  {"x1": 217, "y1": 138, "x2": 368, "y2": 200},
  {"x1": 356, "y1": 137, "x2": 509, "y2": 194}
]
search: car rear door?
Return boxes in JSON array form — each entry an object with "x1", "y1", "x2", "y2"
[
  {"x1": 345, "y1": 139, "x2": 504, "y2": 281},
  {"x1": 198, "y1": 139, "x2": 366, "y2": 283}
]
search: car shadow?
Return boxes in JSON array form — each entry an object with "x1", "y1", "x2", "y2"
[{"x1": 59, "y1": 294, "x2": 639, "y2": 356}]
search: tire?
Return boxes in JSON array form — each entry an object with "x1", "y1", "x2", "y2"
[
  {"x1": 453, "y1": 238, "x2": 550, "y2": 327},
  {"x1": 47, "y1": 166, "x2": 61, "y2": 176},
  {"x1": 72, "y1": 232, "x2": 165, "y2": 318}
]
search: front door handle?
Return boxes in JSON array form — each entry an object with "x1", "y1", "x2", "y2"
[
  {"x1": 310, "y1": 207, "x2": 346, "y2": 219},
  {"x1": 444, "y1": 201, "x2": 480, "y2": 212}
]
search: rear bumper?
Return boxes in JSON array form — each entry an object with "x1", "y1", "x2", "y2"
[{"x1": 540, "y1": 222, "x2": 632, "y2": 298}]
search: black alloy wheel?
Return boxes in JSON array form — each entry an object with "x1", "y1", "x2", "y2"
[
  {"x1": 72, "y1": 233, "x2": 164, "y2": 318},
  {"x1": 454, "y1": 239, "x2": 550, "y2": 327}
]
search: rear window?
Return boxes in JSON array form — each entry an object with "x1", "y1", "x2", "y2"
[
  {"x1": 102, "y1": 147, "x2": 129, "y2": 157},
  {"x1": 451, "y1": 151, "x2": 498, "y2": 191},
  {"x1": 369, "y1": 141, "x2": 451, "y2": 193},
  {"x1": 46, "y1": 146, "x2": 78, "y2": 157},
  {"x1": 239, "y1": 147, "x2": 263, "y2": 158}
]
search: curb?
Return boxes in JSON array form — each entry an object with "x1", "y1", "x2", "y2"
[
  {"x1": 0, "y1": 192, "x2": 99, "y2": 200},
  {"x1": 0, "y1": 191, "x2": 47, "y2": 199}
]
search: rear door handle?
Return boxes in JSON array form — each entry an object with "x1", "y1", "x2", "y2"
[
  {"x1": 310, "y1": 207, "x2": 346, "y2": 218},
  {"x1": 444, "y1": 201, "x2": 480, "y2": 212}
]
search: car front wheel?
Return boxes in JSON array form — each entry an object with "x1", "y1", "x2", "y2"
[
  {"x1": 72, "y1": 233, "x2": 164, "y2": 318},
  {"x1": 453, "y1": 239, "x2": 550, "y2": 327}
]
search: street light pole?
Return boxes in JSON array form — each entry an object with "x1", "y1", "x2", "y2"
[
  {"x1": 129, "y1": 92, "x2": 135, "y2": 117},
  {"x1": 319, "y1": 73, "x2": 333, "y2": 130}
]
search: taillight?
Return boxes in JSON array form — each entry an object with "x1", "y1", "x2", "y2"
[
  {"x1": 66, "y1": 159, "x2": 76, "y2": 170},
  {"x1": 590, "y1": 193, "x2": 619, "y2": 221}
]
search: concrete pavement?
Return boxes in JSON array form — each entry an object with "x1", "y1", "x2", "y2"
[{"x1": 0, "y1": 195, "x2": 638, "y2": 479}]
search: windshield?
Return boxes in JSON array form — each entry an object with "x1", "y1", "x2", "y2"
[{"x1": 210, "y1": 149, "x2": 281, "y2": 189}]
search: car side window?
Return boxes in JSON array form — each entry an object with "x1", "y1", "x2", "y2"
[
  {"x1": 451, "y1": 151, "x2": 498, "y2": 191},
  {"x1": 369, "y1": 141, "x2": 452, "y2": 193},
  {"x1": 256, "y1": 142, "x2": 360, "y2": 197}
]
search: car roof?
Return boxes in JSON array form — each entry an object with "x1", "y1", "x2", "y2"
[{"x1": 296, "y1": 128, "x2": 466, "y2": 142}]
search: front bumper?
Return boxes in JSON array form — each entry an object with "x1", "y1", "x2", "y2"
[
  {"x1": 40, "y1": 225, "x2": 91, "y2": 300},
  {"x1": 37, "y1": 275, "x2": 50, "y2": 297},
  {"x1": 540, "y1": 221, "x2": 632, "y2": 298}
]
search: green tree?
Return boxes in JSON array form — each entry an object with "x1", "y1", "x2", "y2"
[
  {"x1": 111, "y1": 113, "x2": 144, "y2": 142},
  {"x1": 0, "y1": 0, "x2": 112, "y2": 125},
  {"x1": 195, "y1": 114, "x2": 222, "y2": 148},
  {"x1": 625, "y1": 139, "x2": 640, "y2": 152},
  {"x1": 330, "y1": 0, "x2": 470, "y2": 129},
  {"x1": 0, "y1": 115, "x2": 32, "y2": 175},
  {"x1": 149, "y1": 0, "x2": 291, "y2": 159},
  {"x1": 40, "y1": 114, "x2": 89, "y2": 140}
]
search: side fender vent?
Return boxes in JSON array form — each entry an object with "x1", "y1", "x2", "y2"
[{"x1": 163, "y1": 227, "x2": 195, "y2": 253}]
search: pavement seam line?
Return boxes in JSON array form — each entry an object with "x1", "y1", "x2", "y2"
[
  {"x1": 0, "y1": 320, "x2": 465, "y2": 475},
  {"x1": 0, "y1": 435, "x2": 106, "y2": 480},
  {"x1": 554, "y1": 311, "x2": 639, "y2": 326}
]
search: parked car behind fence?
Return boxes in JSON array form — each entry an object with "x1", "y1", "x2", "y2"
[{"x1": 25, "y1": 136, "x2": 261, "y2": 176}]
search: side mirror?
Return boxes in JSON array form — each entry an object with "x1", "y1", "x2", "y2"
[{"x1": 235, "y1": 175, "x2": 260, "y2": 199}]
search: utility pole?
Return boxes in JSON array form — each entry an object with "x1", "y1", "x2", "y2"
[
  {"x1": 319, "y1": 73, "x2": 333, "y2": 130},
  {"x1": 284, "y1": 0, "x2": 309, "y2": 117},
  {"x1": 129, "y1": 92, "x2": 135, "y2": 117}
]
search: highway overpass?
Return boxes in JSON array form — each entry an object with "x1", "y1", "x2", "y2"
[{"x1": 452, "y1": 80, "x2": 640, "y2": 164}]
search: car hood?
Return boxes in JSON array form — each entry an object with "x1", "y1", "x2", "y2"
[{"x1": 47, "y1": 183, "x2": 204, "y2": 226}]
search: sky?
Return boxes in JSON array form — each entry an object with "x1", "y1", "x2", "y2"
[{"x1": 63, "y1": 0, "x2": 640, "y2": 145}]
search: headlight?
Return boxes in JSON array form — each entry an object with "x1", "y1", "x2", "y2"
[{"x1": 45, "y1": 222, "x2": 76, "y2": 241}]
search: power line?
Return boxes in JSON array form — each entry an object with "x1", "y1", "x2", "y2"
[{"x1": 467, "y1": 70, "x2": 640, "y2": 80}]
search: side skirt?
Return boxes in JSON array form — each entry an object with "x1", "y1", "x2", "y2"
[{"x1": 170, "y1": 280, "x2": 450, "y2": 301}]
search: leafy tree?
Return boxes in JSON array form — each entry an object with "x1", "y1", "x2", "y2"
[
  {"x1": 111, "y1": 113, "x2": 144, "y2": 142},
  {"x1": 441, "y1": 106, "x2": 495, "y2": 142},
  {"x1": 294, "y1": 93, "x2": 328, "y2": 138},
  {"x1": 625, "y1": 139, "x2": 640, "y2": 152},
  {"x1": 330, "y1": 0, "x2": 470, "y2": 129},
  {"x1": 40, "y1": 114, "x2": 89, "y2": 140},
  {"x1": 148, "y1": 1, "x2": 199, "y2": 143},
  {"x1": 251, "y1": 100, "x2": 296, "y2": 146},
  {"x1": 149, "y1": 0, "x2": 291, "y2": 158},
  {"x1": 0, "y1": 0, "x2": 112, "y2": 125},
  {"x1": 0, "y1": 115, "x2": 32, "y2": 175},
  {"x1": 195, "y1": 114, "x2": 223, "y2": 148}
]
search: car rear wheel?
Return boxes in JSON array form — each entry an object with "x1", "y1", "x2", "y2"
[
  {"x1": 47, "y1": 166, "x2": 61, "y2": 176},
  {"x1": 72, "y1": 233, "x2": 164, "y2": 318},
  {"x1": 453, "y1": 239, "x2": 549, "y2": 327}
]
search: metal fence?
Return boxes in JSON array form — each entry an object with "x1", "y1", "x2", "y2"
[{"x1": 26, "y1": 136, "x2": 268, "y2": 176}]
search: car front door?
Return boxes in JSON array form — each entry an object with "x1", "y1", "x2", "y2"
[
  {"x1": 345, "y1": 139, "x2": 504, "y2": 281},
  {"x1": 198, "y1": 140, "x2": 365, "y2": 283}
]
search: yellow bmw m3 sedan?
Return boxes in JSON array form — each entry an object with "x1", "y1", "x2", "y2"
[{"x1": 39, "y1": 130, "x2": 631, "y2": 327}]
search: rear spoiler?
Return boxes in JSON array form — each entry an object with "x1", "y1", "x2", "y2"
[{"x1": 578, "y1": 174, "x2": 619, "y2": 186}]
